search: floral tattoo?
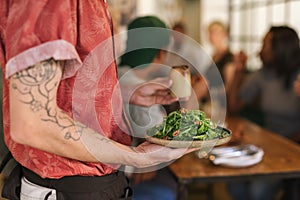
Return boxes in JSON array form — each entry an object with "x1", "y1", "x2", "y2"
[{"x1": 11, "y1": 59, "x2": 87, "y2": 141}]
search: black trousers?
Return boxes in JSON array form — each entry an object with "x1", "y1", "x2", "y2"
[{"x1": 22, "y1": 167, "x2": 132, "y2": 200}]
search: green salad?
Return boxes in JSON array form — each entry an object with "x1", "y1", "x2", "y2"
[{"x1": 147, "y1": 109, "x2": 230, "y2": 141}]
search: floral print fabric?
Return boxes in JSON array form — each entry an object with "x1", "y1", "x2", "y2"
[{"x1": 0, "y1": 0, "x2": 131, "y2": 178}]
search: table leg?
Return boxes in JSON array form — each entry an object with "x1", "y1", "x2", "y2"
[{"x1": 177, "y1": 182, "x2": 188, "y2": 200}]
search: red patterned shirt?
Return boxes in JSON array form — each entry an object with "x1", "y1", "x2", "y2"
[{"x1": 0, "y1": 0, "x2": 132, "y2": 178}]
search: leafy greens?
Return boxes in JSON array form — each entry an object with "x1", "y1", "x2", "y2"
[{"x1": 147, "y1": 109, "x2": 230, "y2": 141}]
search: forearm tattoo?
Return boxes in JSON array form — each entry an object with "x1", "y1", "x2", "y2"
[{"x1": 11, "y1": 59, "x2": 88, "y2": 141}]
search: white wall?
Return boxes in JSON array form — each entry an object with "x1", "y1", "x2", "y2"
[
  {"x1": 136, "y1": 0, "x2": 156, "y2": 16},
  {"x1": 136, "y1": 0, "x2": 183, "y2": 28}
]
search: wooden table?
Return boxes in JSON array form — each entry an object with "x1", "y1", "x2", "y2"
[{"x1": 169, "y1": 116, "x2": 300, "y2": 198}]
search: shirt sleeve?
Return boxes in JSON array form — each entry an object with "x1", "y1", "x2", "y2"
[
  {"x1": 4, "y1": 0, "x2": 81, "y2": 79},
  {"x1": 0, "y1": 0, "x2": 8, "y2": 69}
]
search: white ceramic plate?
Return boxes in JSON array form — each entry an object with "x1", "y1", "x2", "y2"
[{"x1": 208, "y1": 144, "x2": 264, "y2": 168}]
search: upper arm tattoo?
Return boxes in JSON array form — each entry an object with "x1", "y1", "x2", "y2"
[{"x1": 10, "y1": 59, "x2": 88, "y2": 141}]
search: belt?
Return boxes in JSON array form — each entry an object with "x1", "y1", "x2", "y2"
[{"x1": 22, "y1": 167, "x2": 125, "y2": 193}]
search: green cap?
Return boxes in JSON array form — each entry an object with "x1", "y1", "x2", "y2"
[{"x1": 119, "y1": 16, "x2": 170, "y2": 68}]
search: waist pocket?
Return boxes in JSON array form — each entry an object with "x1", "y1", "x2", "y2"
[{"x1": 21, "y1": 177, "x2": 56, "y2": 200}]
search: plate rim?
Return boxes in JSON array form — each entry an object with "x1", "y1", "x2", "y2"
[{"x1": 145, "y1": 127, "x2": 232, "y2": 148}]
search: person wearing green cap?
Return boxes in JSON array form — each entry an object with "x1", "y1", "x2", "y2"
[
  {"x1": 118, "y1": 16, "x2": 171, "y2": 135},
  {"x1": 118, "y1": 16, "x2": 178, "y2": 200}
]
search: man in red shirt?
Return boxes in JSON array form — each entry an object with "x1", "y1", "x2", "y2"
[{"x1": 0, "y1": 1, "x2": 196, "y2": 199}]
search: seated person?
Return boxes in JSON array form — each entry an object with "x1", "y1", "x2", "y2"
[
  {"x1": 227, "y1": 25, "x2": 300, "y2": 200},
  {"x1": 118, "y1": 16, "x2": 178, "y2": 200}
]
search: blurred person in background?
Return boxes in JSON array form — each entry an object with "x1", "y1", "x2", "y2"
[
  {"x1": 118, "y1": 16, "x2": 178, "y2": 200},
  {"x1": 198, "y1": 20, "x2": 247, "y2": 120},
  {"x1": 227, "y1": 25, "x2": 300, "y2": 200},
  {"x1": 229, "y1": 25, "x2": 300, "y2": 141},
  {"x1": 190, "y1": 21, "x2": 247, "y2": 111},
  {"x1": 118, "y1": 16, "x2": 171, "y2": 135},
  {"x1": 205, "y1": 20, "x2": 237, "y2": 94}
]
